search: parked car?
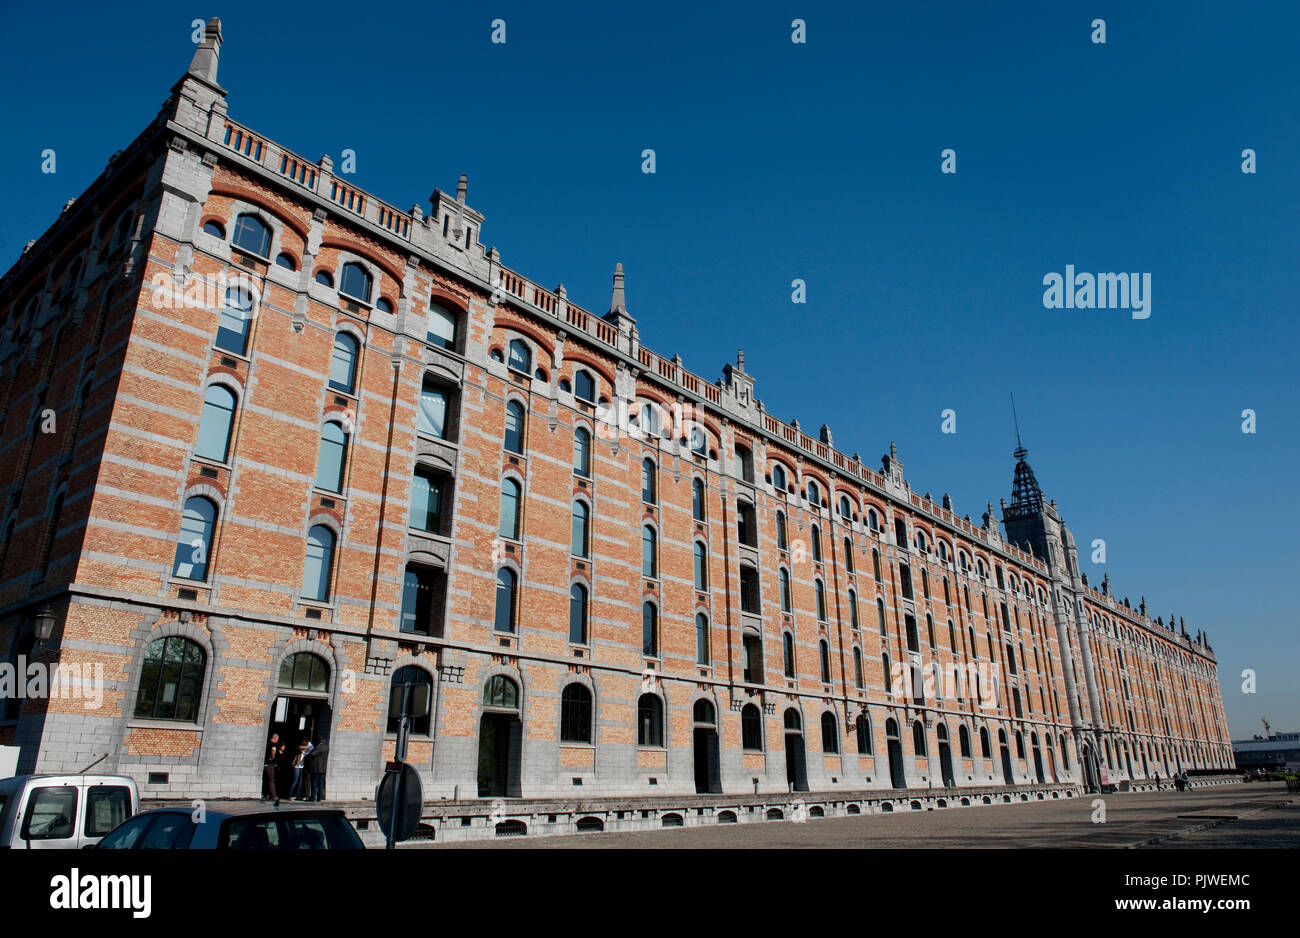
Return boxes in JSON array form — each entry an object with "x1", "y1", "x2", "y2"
[
  {"x1": 0, "y1": 774, "x2": 139, "y2": 849},
  {"x1": 93, "y1": 801, "x2": 365, "y2": 849}
]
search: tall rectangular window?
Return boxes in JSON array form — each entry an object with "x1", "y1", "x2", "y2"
[
  {"x1": 409, "y1": 468, "x2": 444, "y2": 533},
  {"x1": 419, "y1": 381, "x2": 449, "y2": 438}
]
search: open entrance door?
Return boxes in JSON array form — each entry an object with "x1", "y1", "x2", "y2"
[{"x1": 265, "y1": 695, "x2": 332, "y2": 799}]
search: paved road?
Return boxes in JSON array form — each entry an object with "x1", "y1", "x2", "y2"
[{"x1": 433, "y1": 783, "x2": 1296, "y2": 849}]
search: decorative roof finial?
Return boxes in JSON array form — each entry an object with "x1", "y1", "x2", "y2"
[
  {"x1": 737, "y1": 348, "x2": 745, "y2": 371},
  {"x1": 188, "y1": 17, "x2": 224, "y2": 85},
  {"x1": 456, "y1": 174, "x2": 468, "y2": 203},
  {"x1": 609, "y1": 262, "x2": 627, "y2": 315}
]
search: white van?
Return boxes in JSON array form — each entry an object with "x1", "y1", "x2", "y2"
[{"x1": 0, "y1": 775, "x2": 138, "y2": 849}]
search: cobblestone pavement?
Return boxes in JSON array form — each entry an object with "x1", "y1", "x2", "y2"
[{"x1": 430, "y1": 783, "x2": 1296, "y2": 849}]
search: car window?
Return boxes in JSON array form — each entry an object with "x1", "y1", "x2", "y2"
[
  {"x1": 97, "y1": 815, "x2": 154, "y2": 849},
  {"x1": 22, "y1": 786, "x2": 77, "y2": 840},
  {"x1": 139, "y1": 812, "x2": 192, "y2": 849},
  {"x1": 85, "y1": 786, "x2": 132, "y2": 837},
  {"x1": 224, "y1": 817, "x2": 281, "y2": 850},
  {"x1": 221, "y1": 814, "x2": 362, "y2": 849}
]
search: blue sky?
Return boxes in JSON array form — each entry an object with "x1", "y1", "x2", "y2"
[{"x1": 1, "y1": 1, "x2": 1296, "y2": 739}]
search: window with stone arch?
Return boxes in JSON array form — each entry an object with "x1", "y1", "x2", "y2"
[
  {"x1": 133, "y1": 635, "x2": 206, "y2": 722},
  {"x1": 278, "y1": 652, "x2": 329, "y2": 692}
]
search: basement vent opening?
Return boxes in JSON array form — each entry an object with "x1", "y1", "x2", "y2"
[
  {"x1": 199, "y1": 466, "x2": 218, "y2": 478},
  {"x1": 147, "y1": 772, "x2": 169, "y2": 785},
  {"x1": 220, "y1": 356, "x2": 238, "y2": 368},
  {"x1": 177, "y1": 588, "x2": 197, "y2": 601},
  {"x1": 305, "y1": 608, "x2": 322, "y2": 620}
]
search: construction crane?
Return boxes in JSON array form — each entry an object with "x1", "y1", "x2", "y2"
[{"x1": 1262, "y1": 716, "x2": 1272, "y2": 737}]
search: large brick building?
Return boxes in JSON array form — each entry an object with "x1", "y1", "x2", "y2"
[{"x1": 0, "y1": 21, "x2": 1231, "y2": 804}]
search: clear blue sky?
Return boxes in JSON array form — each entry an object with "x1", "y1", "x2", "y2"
[{"x1": 1, "y1": 1, "x2": 1296, "y2": 740}]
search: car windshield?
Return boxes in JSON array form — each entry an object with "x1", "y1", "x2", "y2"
[{"x1": 222, "y1": 813, "x2": 363, "y2": 850}]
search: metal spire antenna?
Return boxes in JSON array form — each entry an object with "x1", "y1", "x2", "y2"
[{"x1": 1011, "y1": 392, "x2": 1026, "y2": 458}]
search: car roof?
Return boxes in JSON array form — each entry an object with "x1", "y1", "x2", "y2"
[
  {"x1": 0, "y1": 774, "x2": 136, "y2": 790},
  {"x1": 138, "y1": 800, "x2": 347, "y2": 819}
]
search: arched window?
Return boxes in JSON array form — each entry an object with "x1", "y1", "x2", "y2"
[
  {"x1": 856, "y1": 713, "x2": 872, "y2": 754},
  {"x1": 806, "y1": 479, "x2": 820, "y2": 506},
  {"x1": 172, "y1": 496, "x2": 216, "y2": 580},
  {"x1": 573, "y1": 427, "x2": 591, "y2": 477},
  {"x1": 215, "y1": 286, "x2": 254, "y2": 355},
  {"x1": 915, "y1": 530, "x2": 927, "y2": 553},
  {"x1": 574, "y1": 370, "x2": 596, "y2": 403},
  {"x1": 922, "y1": 569, "x2": 930, "y2": 600},
  {"x1": 637, "y1": 694, "x2": 664, "y2": 746},
  {"x1": 819, "y1": 639, "x2": 831, "y2": 683},
  {"x1": 503, "y1": 400, "x2": 525, "y2": 453},
  {"x1": 782, "y1": 631, "x2": 795, "y2": 677},
  {"x1": 483, "y1": 675, "x2": 519, "y2": 708},
  {"x1": 877, "y1": 598, "x2": 887, "y2": 637},
  {"x1": 872, "y1": 549, "x2": 882, "y2": 583},
  {"x1": 883, "y1": 654, "x2": 893, "y2": 694},
  {"x1": 301, "y1": 525, "x2": 335, "y2": 601},
  {"x1": 641, "y1": 526, "x2": 657, "y2": 578},
  {"x1": 695, "y1": 613, "x2": 709, "y2": 665},
  {"x1": 779, "y1": 568, "x2": 792, "y2": 612},
  {"x1": 314, "y1": 270, "x2": 334, "y2": 288},
  {"x1": 275, "y1": 252, "x2": 296, "y2": 270},
  {"x1": 741, "y1": 703, "x2": 763, "y2": 750},
  {"x1": 507, "y1": 339, "x2": 532, "y2": 373},
  {"x1": 427, "y1": 302, "x2": 458, "y2": 350},
  {"x1": 387, "y1": 666, "x2": 434, "y2": 734},
  {"x1": 776, "y1": 511, "x2": 788, "y2": 551},
  {"x1": 866, "y1": 508, "x2": 879, "y2": 531},
  {"x1": 315, "y1": 422, "x2": 348, "y2": 492},
  {"x1": 339, "y1": 262, "x2": 373, "y2": 303},
  {"x1": 821, "y1": 712, "x2": 839, "y2": 753},
  {"x1": 840, "y1": 494, "x2": 852, "y2": 517},
  {"x1": 232, "y1": 213, "x2": 272, "y2": 257},
  {"x1": 499, "y1": 478, "x2": 521, "y2": 539},
  {"x1": 692, "y1": 478, "x2": 706, "y2": 521},
  {"x1": 810, "y1": 525, "x2": 822, "y2": 563},
  {"x1": 689, "y1": 424, "x2": 707, "y2": 455},
  {"x1": 693, "y1": 541, "x2": 708, "y2": 590},
  {"x1": 494, "y1": 568, "x2": 517, "y2": 632},
  {"x1": 202, "y1": 220, "x2": 225, "y2": 238},
  {"x1": 980, "y1": 726, "x2": 992, "y2": 758},
  {"x1": 569, "y1": 583, "x2": 587, "y2": 644},
  {"x1": 278, "y1": 653, "x2": 329, "y2": 692},
  {"x1": 848, "y1": 589, "x2": 860, "y2": 630},
  {"x1": 641, "y1": 603, "x2": 658, "y2": 657},
  {"x1": 815, "y1": 580, "x2": 827, "y2": 622},
  {"x1": 637, "y1": 400, "x2": 664, "y2": 437},
  {"x1": 784, "y1": 709, "x2": 802, "y2": 732},
  {"x1": 844, "y1": 536, "x2": 855, "y2": 573},
  {"x1": 772, "y1": 463, "x2": 787, "y2": 491},
  {"x1": 328, "y1": 333, "x2": 359, "y2": 393},
  {"x1": 912, "y1": 721, "x2": 927, "y2": 756},
  {"x1": 560, "y1": 684, "x2": 593, "y2": 743},
  {"x1": 133, "y1": 636, "x2": 206, "y2": 722},
  {"x1": 959, "y1": 724, "x2": 972, "y2": 758},
  {"x1": 571, "y1": 501, "x2": 590, "y2": 557},
  {"x1": 853, "y1": 647, "x2": 864, "y2": 688},
  {"x1": 641, "y1": 458, "x2": 656, "y2": 504}
]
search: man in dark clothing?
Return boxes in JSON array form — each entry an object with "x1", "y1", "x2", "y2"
[
  {"x1": 308, "y1": 737, "x2": 330, "y2": 802},
  {"x1": 263, "y1": 732, "x2": 281, "y2": 806}
]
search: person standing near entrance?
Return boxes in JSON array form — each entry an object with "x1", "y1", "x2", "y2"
[
  {"x1": 288, "y1": 738, "x2": 311, "y2": 800},
  {"x1": 308, "y1": 736, "x2": 330, "y2": 802},
  {"x1": 263, "y1": 732, "x2": 281, "y2": 807}
]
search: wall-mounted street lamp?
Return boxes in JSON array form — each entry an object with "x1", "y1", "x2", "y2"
[{"x1": 34, "y1": 605, "x2": 57, "y2": 642}]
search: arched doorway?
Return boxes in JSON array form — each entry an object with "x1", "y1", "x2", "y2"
[
  {"x1": 998, "y1": 729, "x2": 1014, "y2": 785},
  {"x1": 885, "y1": 718, "x2": 906, "y2": 789},
  {"x1": 693, "y1": 699, "x2": 722, "y2": 794},
  {"x1": 1031, "y1": 733, "x2": 1045, "y2": 784},
  {"x1": 266, "y1": 652, "x2": 332, "y2": 799},
  {"x1": 936, "y1": 723, "x2": 955, "y2": 787},
  {"x1": 784, "y1": 709, "x2": 808, "y2": 792},
  {"x1": 1081, "y1": 741, "x2": 1100, "y2": 792},
  {"x1": 478, "y1": 675, "x2": 523, "y2": 797}
]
